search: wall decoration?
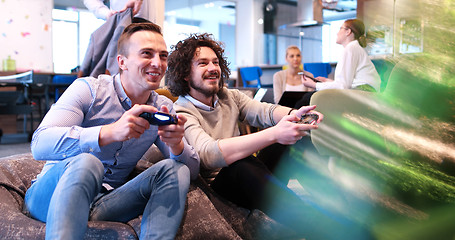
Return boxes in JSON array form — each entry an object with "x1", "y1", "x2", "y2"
[{"x1": 0, "y1": 0, "x2": 53, "y2": 72}]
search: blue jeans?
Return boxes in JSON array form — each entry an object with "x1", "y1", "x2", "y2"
[{"x1": 24, "y1": 153, "x2": 190, "y2": 240}]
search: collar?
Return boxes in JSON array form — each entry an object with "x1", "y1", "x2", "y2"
[
  {"x1": 183, "y1": 94, "x2": 218, "y2": 111},
  {"x1": 114, "y1": 74, "x2": 156, "y2": 108},
  {"x1": 114, "y1": 74, "x2": 133, "y2": 108}
]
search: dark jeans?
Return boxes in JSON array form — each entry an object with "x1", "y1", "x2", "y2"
[{"x1": 210, "y1": 142, "x2": 371, "y2": 239}]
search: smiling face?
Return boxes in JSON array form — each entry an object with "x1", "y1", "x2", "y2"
[
  {"x1": 118, "y1": 30, "x2": 168, "y2": 95},
  {"x1": 285, "y1": 47, "x2": 302, "y2": 69},
  {"x1": 187, "y1": 46, "x2": 221, "y2": 104}
]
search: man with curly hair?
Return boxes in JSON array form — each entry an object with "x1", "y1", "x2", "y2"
[{"x1": 165, "y1": 33, "x2": 371, "y2": 239}]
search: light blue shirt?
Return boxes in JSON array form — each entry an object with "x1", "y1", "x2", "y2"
[
  {"x1": 32, "y1": 74, "x2": 199, "y2": 188},
  {"x1": 183, "y1": 94, "x2": 219, "y2": 111}
]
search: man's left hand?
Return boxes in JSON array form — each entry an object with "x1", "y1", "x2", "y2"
[
  {"x1": 157, "y1": 106, "x2": 187, "y2": 155},
  {"x1": 118, "y1": 0, "x2": 143, "y2": 16},
  {"x1": 293, "y1": 105, "x2": 324, "y2": 124}
]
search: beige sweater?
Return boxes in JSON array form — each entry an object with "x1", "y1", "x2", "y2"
[{"x1": 174, "y1": 87, "x2": 277, "y2": 183}]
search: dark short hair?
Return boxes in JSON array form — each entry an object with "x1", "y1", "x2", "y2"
[
  {"x1": 166, "y1": 33, "x2": 230, "y2": 97},
  {"x1": 117, "y1": 22, "x2": 162, "y2": 57}
]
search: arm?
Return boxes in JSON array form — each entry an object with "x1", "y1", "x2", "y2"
[
  {"x1": 273, "y1": 71, "x2": 285, "y2": 104},
  {"x1": 32, "y1": 79, "x2": 102, "y2": 160},
  {"x1": 176, "y1": 94, "x2": 322, "y2": 168},
  {"x1": 219, "y1": 105, "x2": 322, "y2": 164},
  {"x1": 301, "y1": 71, "x2": 316, "y2": 92},
  {"x1": 32, "y1": 78, "x2": 158, "y2": 160},
  {"x1": 117, "y1": 0, "x2": 143, "y2": 16},
  {"x1": 99, "y1": 104, "x2": 160, "y2": 146},
  {"x1": 155, "y1": 105, "x2": 200, "y2": 180},
  {"x1": 313, "y1": 44, "x2": 359, "y2": 91},
  {"x1": 156, "y1": 105, "x2": 185, "y2": 155}
]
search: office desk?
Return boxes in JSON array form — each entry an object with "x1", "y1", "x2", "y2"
[
  {"x1": 0, "y1": 72, "x2": 76, "y2": 143},
  {"x1": 0, "y1": 71, "x2": 34, "y2": 143},
  {"x1": 31, "y1": 72, "x2": 76, "y2": 114}
]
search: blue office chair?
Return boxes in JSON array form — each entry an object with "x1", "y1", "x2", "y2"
[
  {"x1": 239, "y1": 66, "x2": 265, "y2": 88},
  {"x1": 53, "y1": 75, "x2": 77, "y2": 101},
  {"x1": 303, "y1": 62, "x2": 332, "y2": 78}
]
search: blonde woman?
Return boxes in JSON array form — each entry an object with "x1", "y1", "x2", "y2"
[{"x1": 273, "y1": 46, "x2": 315, "y2": 104}]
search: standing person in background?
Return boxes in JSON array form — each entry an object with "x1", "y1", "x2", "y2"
[
  {"x1": 24, "y1": 22, "x2": 199, "y2": 240},
  {"x1": 84, "y1": 0, "x2": 155, "y2": 21},
  {"x1": 301, "y1": 19, "x2": 380, "y2": 93},
  {"x1": 273, "y1": 45, "x2": 315, "y2": 104}
]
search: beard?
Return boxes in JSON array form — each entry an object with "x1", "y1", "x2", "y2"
[{"x1": 189, "y1": 80, "x2": 220, "y2": 98}]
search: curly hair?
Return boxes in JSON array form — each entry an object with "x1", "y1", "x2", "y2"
[{"x1": 166, "y1": 33, "x2": 230, "y2": 97}]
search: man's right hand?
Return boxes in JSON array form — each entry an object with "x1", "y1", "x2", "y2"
[
  {"x1": 118, "y1": 0, "x2": 143, "y2": 16},
  {"x1": 315, "y1": 76, "x2": 333, "y2": 83},
  {"x1": 99, "y1": 104, "x2": 157, "y2": 146},
  {"x1": 271, "y1": 107, "x2": 322, "y2": 145}
]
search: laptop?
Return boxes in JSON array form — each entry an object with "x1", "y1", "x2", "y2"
[
  {"x1": 278, "y1": 91, "x2": 308, "y2": 108},
  {"x1": 253, "y1": 88, "x2": 275, "y2": 104}
]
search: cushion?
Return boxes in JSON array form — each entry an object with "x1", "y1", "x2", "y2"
[
  {"x1": 0, "y1": 153, "x2": 138, "y2": 239},
  {"x1": 0, "y1": 153, "x2": 247, "y2": 239},
  {"x1": 0, "y1": 153, "x2": 290, "y2": 240}
]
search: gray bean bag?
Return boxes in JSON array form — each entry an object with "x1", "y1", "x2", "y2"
[{"x1": 0, "y1": 153, "x2": 294, "y2": 239}]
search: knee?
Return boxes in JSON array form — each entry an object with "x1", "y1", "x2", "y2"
[
  {"x1": 150, "y1": 159, "x2": 190, "y2": 186},
  {"x1": 66, "y1": 153, "x2": 104, "y2": 182}
]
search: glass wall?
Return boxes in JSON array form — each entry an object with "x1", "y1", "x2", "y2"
[
  {"x1": 52, "y1": 9, "x2": 104, "y2": 73},
  {"x1": 164, "y1": 0, "x2": 236, "y2": 71}
]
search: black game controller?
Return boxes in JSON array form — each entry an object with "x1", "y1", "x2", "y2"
[
  {"x1": 139, "y1": 111, "x2": 178, "y2": 126},
  {"x1": 298, "y1": 113, "x2": 319, "y2": 125}
]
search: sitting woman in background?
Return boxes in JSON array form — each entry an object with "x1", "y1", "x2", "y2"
[
  {"x1": 273, "y1": 45, "x2": 315, "y2": 104},
  {"x1": 301, "y1": 19, "x2": 380, "y2": 93}
]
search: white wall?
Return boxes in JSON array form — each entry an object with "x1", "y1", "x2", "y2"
[
  {"x1": 0, "y1": 0, "x2": 53, "y2": 72},
  {"x1": 235, "y1": 0, "x2": 265, "y2": 67}
]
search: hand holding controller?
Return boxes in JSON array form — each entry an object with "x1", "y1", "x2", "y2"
[
  {"x1": 139, "y1": 111, "x2": 178, "y2": 126},
  {"x1": 298, "y1": 113, "x2": 319, "y2": 125},
  {"x1": 297, "y1": 113, "x2": 319, "y2": 136}
]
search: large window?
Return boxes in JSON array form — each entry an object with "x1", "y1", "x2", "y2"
[
  {"x1": 164, "y1": 0, "x2": 236, "y2": 71},
  {"x1": 321, "y1": 20, "x2": 345, "y2": 63},
  {"x1": 52, "y1": 9, "x2": 104, "y2": 73},
  {"x1": 53, "y1": 1, "x2": 236, "y2": 73}
]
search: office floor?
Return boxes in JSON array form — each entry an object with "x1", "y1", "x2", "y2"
[
  {"x1": 0, "y1": 142, "x2": 31, "y2": 158},
  {"x1": 0, "y1": 97, "x2": 46, "y2": 158}
]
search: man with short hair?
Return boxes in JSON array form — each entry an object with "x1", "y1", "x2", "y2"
[{"x1": 24, "y1": 22, "x2": 199, "y2": 240}]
